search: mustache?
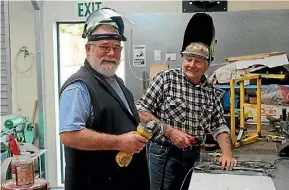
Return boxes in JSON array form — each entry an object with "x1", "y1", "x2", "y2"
[{"x1": 101, "y1": 57, "x2": 118, "y2": 63}]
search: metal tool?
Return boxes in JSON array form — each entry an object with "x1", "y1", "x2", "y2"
[
  {"x1": 194, "y1": 161, "x2": 273, "y2": 177},
  {"x1": 1, "y1": 115, "x2": 35, "y2": 144},
  {"x1": 115, "y1": 120, "x2": 159, "y2": 167}
]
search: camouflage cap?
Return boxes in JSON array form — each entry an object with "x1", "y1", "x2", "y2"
[{"x1": 181, "y1": 42, "x2": 210, "y2": 60}]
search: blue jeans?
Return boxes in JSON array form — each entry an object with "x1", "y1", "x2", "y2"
[{"x1": 149, "y1": 142, "x2": 200, "y2": 190}]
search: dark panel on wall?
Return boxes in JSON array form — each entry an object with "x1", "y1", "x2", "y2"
[{"x1": 182, "y1": 1, "x2": 227, "y2": 13}]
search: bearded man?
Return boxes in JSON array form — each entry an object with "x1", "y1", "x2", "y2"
[{"x1": 59, "y1": 8, "x2": 150, "y2": 190}]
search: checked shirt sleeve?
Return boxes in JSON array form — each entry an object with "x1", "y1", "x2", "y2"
[
  {"x1": 210, "y1": 89, "x2": 231, "y2": 140},
  {"x1": 136, "y1": 72, "x2": 165, "y2": 113}
]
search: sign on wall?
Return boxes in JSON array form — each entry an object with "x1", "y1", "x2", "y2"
[
  {"x1": 133, "y1": 45, "x2": 146, "y2": 67},
  {"x1": 77, "y1": 1, "x2": 102, "y2": 18}
]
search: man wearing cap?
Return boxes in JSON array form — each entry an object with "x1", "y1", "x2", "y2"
[
  {"x1": 59, "y1": 8, "x2": 150, "y2": 190},
  {"x1": 136, "y1": 42, "x2": 237, "y2": 190}
]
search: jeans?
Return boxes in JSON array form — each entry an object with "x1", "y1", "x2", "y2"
[{"x1": 149, "y1": 142, "x2": 201, "y2": 190}]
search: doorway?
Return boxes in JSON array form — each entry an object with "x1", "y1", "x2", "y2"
[{"x1": 56, "y1": 22, "x2": 125, "y2": 183}]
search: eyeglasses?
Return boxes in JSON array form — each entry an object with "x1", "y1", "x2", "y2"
[{"x1": 91, "y1": 44, "x2": 123, "y2": 53}]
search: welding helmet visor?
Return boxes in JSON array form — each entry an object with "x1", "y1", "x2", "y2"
[
  {"x1": 181, "y1": 13, "x2": 216, "y2": 63},
  {"x1": 82, "y1": 7, "x2": 135, "y2": 42}
]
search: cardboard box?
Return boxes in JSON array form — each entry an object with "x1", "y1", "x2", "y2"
[
  {"x1": 150, "y1": 64, "x2": 168, "y2": 80},
  {"x1": 244, "y1": 104, "x2": 289, "y2": 122},
  {"x1": 249, "y1": 97, "x2": 257, "y2": 104}
]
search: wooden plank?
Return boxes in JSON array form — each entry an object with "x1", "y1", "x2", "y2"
[
  {"x1": 150, "y1": 64, "x2": 168, "y2": 80},
  {"x1": 226, "y1": 51, "x2": 284, "y2": 63}
]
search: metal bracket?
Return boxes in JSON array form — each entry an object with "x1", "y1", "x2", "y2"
[{"x1": 31, "y1": 0, "x2": 43, "y2": 10}]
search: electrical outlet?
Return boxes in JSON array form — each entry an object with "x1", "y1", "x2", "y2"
[{"x1": 165, "y1": 53, "x2": 177, "y2": 61}]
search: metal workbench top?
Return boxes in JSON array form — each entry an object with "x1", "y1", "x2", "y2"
[{"x1": 191, "y1": 148, "x2": 289, "y2": 190}]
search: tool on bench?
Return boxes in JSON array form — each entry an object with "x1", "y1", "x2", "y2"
[
  {"x1": 194, "y1": 161, "x2": 274, "y2": 177},
  {"x1": 115, "y1": 120, "x2": 159, "y2": 167},
  {"x1": 195, "y1": 165, "x2": 272, "y2": 177},
  {"x1": 265, "y1": 135, "x2": 285, "y2": 142}
]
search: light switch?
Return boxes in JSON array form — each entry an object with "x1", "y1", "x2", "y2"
[{"x1": 154, "y1": 50, "x2": 161, "y2": 60}]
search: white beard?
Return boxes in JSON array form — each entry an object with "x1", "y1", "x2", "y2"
[
  {"x1": 88, "y1": 57, "x2": 120, "y2": 77},
  {"x1": 96, "y1": 63, "x2": 119, "y2": 77}
]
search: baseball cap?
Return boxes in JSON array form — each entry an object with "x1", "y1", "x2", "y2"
[{"x1": 181, "y1": 42, "x2": 210, "y2": 60}]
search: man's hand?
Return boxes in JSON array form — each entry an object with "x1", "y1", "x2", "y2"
[
  {"x1": 166, "y1": 127, "x2": 191, "y2": 149},
  {"x1": 216, "y1": 132, "x2": 237, "y2": 170},
  {"x1": 117, "y1": 132, "x2": 149, "y2": 154},
  {"x1": 219, "y1": 153, "x2": 238, "y2": 170}
]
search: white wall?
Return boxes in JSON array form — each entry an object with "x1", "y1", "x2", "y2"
[
  {"x1": 229, "y1": 1, "x2": 289, "y2": 11},
  {"x1": 8, "y1": 0, "x2": 289, "y2": 187}
]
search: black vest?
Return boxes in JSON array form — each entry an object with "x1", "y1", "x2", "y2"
[{"x1": 59, "y1": 60, "x2": 150, "y2": 190}]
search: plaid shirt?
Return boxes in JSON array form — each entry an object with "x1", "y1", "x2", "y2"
[{"x1": 136, "y1": 68, "x2": 230, "y2": 143}]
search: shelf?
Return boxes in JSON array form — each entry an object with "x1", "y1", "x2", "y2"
[{"x1": 215, "y1": 85, "x2": 289, "y2": 89}]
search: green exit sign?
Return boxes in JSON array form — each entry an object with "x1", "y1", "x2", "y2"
[{"x1": 77, "y1": 1, "x2": 102, "y2": 18}]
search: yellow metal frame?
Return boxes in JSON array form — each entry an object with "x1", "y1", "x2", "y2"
[{"x1": 230, "y1": 73, "x2": 285, "y2": 148}]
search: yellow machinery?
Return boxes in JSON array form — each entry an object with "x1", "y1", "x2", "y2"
[{"x1": 230, "y1": 73, "x2": 285, "y2": 148}]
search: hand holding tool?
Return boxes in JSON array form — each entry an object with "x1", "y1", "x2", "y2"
[
  {"x1": 115, "y1": 120, "x2": 159, "y2": 167},
  {"x1": 188, "y1": 136, "x2": 203, "y2": 145}
]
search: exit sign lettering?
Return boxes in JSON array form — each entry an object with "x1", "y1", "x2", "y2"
[{"x1": 77, "y1": 1, "x2": 102, "y2": 18}]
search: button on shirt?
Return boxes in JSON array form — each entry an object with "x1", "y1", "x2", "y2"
[
  {"x1": 59, "y1": 78, "x2": 132, "y2": 133},
  {"x1": 135, "y1": 68, "x2": 230, "y2": 140}
]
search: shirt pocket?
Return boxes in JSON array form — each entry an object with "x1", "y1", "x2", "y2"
[
  {"x1": 200, "y1": 102, "x2": 215, "y2": 129},
  {"x1": 165, "y1": 98, "x2": 187, "y2": 123}
]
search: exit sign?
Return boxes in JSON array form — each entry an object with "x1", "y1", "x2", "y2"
[{"x1": 77, "y1": 1, "x2": 102, "y2": 18}]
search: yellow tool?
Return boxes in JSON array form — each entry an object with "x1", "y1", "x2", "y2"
[
  {"x1": 208, "y1": 152, "x2": 222, "y2": 157},
  {"x1": 115, "y1": 121, "x2": 156, "y2": 167},
  {"x1": 265, "y1": 135, "x2": 285, "y2": 142}
]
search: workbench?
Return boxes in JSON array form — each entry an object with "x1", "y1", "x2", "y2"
[{"x1": 190, "y1": 141, "x2": 289, "y2": 190}]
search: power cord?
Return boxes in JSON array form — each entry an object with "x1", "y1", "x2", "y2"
[
  {"x1": 179, "y1": 161, "x2": 197, "y2": 190},
  {"x1": 179, "y1": 157, "x2": 289, "y2": 190}
]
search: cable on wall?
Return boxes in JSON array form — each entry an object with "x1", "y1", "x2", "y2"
[
  {"x1": 14, "y1": 46, "x2": 37, "y2": 112},
  {"x1": 128, "y1": 29, "x2": 170, "y2": 82}
]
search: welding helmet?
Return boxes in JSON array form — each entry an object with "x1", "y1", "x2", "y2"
[
  {"x1": 181, "y1": 13, "x2": 216, "y2": 63},
  {"x1": 82, "y1": 7, "x2": 134, "y2": 42}
]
